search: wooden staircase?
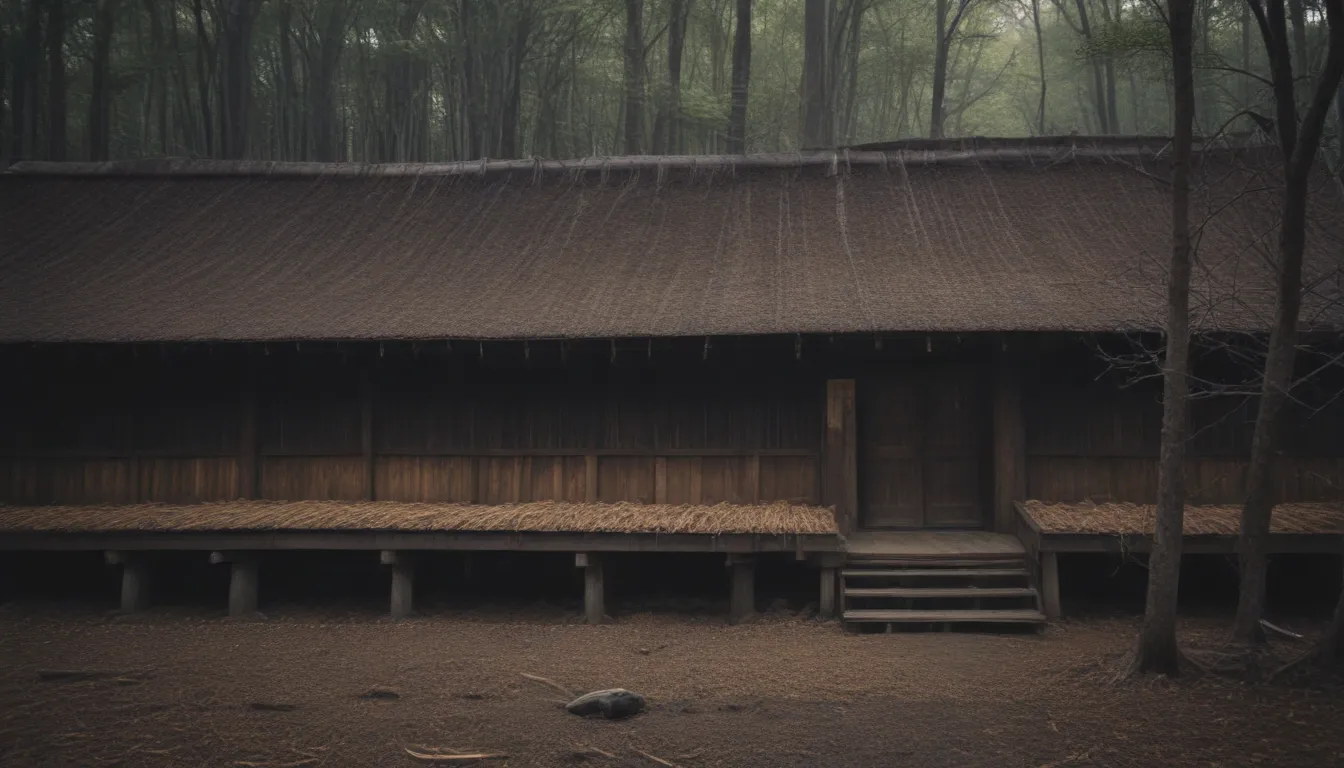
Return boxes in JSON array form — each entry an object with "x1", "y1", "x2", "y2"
[{"x1": 841, "y1": 552, "x2": 1046, "y2": 631}]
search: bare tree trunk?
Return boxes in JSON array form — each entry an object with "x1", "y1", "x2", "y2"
[
  {"x1": 219, "y1": 0, "x2": 262, "y2": 160},
  {"x1": 1133, "y1": 0, "x2": 1195, "y2": 678},
  {"x1": 16, "y1": 0, "x2": 41, "y2": 160},
  {"x1": 931, "y1": 0, "x2": 949, "y2": 138},
  {"x1": 193, "y1": 0, "x2": 214, "y2": 155},
  {"x1": 802, "y1": 0, "x2": 830, "y2": 146},
  {"x1": 1314, "y1": 557, "x2": 1344, "y2": 667},
  {"x1": 0, "y1": 22, "x2": 9, "y2": 161},
  {"x1": 89, "y1": 0, "x2": 118, "y2": 162},
  {"x1": 1288, "y1": 0, "x2": 1309, "y2": 105},
  {"x1": 622, "y1": 0, "x2": 645, "y2": 154},
  {"x1": 726, "y1": 0, "x2": 752, "y2": 153},
  {"x1": 1074, "y1": 0, "x2": 1110, "y2": 133},
  {"x1": 664, "y1": 0, "x2": 690, "y2": 154},
  {"x1": 839, "y1": 0, "x2": 862, "y2": 143},
  {"x1": 1242, "y1": 1, "x2": 1253, "y2": 113},
  {"x1": 46, "y1": 0, "x2": 64, "y2": 160},
  {"x1": 1234, "y1": 0, "x2": 1344, "y2": 645},
  {"x1": 498, "y1": 9, "x2": 531, "y2": 160},
  {"x1": 1033, "y1": 0, "x2": 1046, "y2": 135}
]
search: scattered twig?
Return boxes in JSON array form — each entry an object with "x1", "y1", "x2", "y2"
[
  {"x1": 38, "y1": 669, "x2": 143, "y2": 683},
  {"x1": 249, "y1": 702, "x2": 298, "y2": 712},
  {"x1": 1038, "y1": 751, "x2": 1092, "y2": 768},
  {"x1": 232, "y1": 760, "x2": 318, "y2": 768},
  {"x1": 404, "y1": 747, "x2": 507, "y2": 762},
  {"x1": 632, "y1": 748, "x2": 681, "y2": 767},
  {"x1": 675, "y1": 748, "x2": 704, "y2": 760},
  {"x1": 1260, "y1": 619, "x2": 1303, "y2": 641},
  {"x1": 574, "y1": 744, "x2": 617, "y2": 759},
  {"x1": 519, "y1": 672, "x2": 575, "y2": 698}
]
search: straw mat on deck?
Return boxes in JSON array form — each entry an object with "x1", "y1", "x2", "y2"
[
  {"x1": 1022, "y1": 500, "x2": 1344, "y2": 536},
  {"x1": 0, "y1": 500, "x2": 839, "y2": 536}
]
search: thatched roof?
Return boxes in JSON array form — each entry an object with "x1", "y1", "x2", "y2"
[
  {"x1": 2, "y1": 138, "x2": 1340, "y2": 343},
  {"x1": 1020, "y1": 500, "x2": 1344, "y2": 536},
  {"x1": 0, "y1": 499, "x2": 839, "y2": 536}
]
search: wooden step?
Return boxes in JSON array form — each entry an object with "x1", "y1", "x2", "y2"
[
  {"x1": 841, "y1": 568, "x2": 1027, "y2": 579},
  {"x1": 843, "y1": 587, "x2": 1037, "y2": 599},
  {"x1": 843, "y1": 609, "x2": 1046, "y2": 624},
  {"x1": 845, "y1": 558, "x2": 1025, "y2": 568}
]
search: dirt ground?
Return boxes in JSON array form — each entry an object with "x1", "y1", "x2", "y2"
[{"x1": 2, "y1": 605, "x2": 1342, "y2": 768}]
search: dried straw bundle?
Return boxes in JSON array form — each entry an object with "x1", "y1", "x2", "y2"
[
  {"x1": 1022, "y1": 499, "x2": 1344, "y2": 536},
  {"x1": 0, "y1": 500, "x2": 839, "y2": 536}
]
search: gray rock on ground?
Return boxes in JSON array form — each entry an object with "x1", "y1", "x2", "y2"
[{"x1": 565, "y1": 688, "x2": 646, "y2": 719}]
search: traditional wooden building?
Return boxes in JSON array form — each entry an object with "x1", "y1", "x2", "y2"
[{"x1": 2, "y1": 137, "x2": 1342, "y2": 627}]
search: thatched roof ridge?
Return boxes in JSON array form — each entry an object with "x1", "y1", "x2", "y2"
[
  {"x1": 1, "y1": 140, "x2": 1339, "y2": 343},
  {"x1": 4, "y1": 136, "x2": 1197, "y2": 180}
]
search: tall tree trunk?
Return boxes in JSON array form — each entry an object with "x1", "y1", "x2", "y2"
[
  {"x1": 622, "y1": 0, "x2": 645, "y2": 154},
  {"x1": 665, "y1": 0, "x2": 690, "y2": 153},
  {"x1": 1242, "y1": 0, "x2": 1253, "y2": 114},
  {"x1": 1133, "y1": 0, "x2": 1195, "y2": 677},
  {"x1": 460, "y1": 0, "x2": 480, "y2": 159},
  {"x1": 802, "y1": 0, "x2": 830, "y2": 146},
  {"x1": 46, "y1": 0, "x2": 64, "y2": 160},
  {"x1": 839, "y1": 0, "x2": 862, "y2": 143},
  {"x1": 1074, "y1": 0, "x2": 1110, "y2": 132},
  {"x1": 17, "y1": 0, "x2": 41, "y2": 159},
  {"x1": 1288, "y1": 0, "x2": 1309, "y2": 106},
  {"x1": 1097, "y1": 0, "x2": 1120, "y2": 132},
  {"x1": 219, "y1": 0, "x2": 262, "y2": 160},
  {"x1": 1234, "y1": 0, "x2": 1344, "y2": 646},
  {"x1": 193, "y1": 0, "x2": 213, "y2": 155},
  {"x1": 89, "y1": 0, "x2": 118, "y2": 162},
  {"x1": 499, "y1": 9, "x2": 531, "y2": 159},
  {"x1": 726, "y1": 0, "x2": 752, "y2": 153},
  {"x1": 1033, "y1": 0, "x2": 1046, "y2": 134},
  {"x1": 931, "y1": 0, "x2": 949, "y2": 138},
  {"x1": 0, "y1": 21, "x2": 9, "y2": 162},
  {"x1": 1313, "y1": 557, "x2": 1344, "y2": 667}
]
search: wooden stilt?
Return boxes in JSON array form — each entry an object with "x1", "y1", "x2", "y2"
[
  {"x1": 107, "y1": 552, "x2": 150, "y2": 613},
  {"x1": 728, "y1": 555, "x2": 755, "y2": 625},
  {"x1": 1042, "y1": 552, "x2": 1062, "y2": 620},
  {"x1": 383, "y1": 551, "x2": 414, "y2": 619},
  {"x1": 819, "y1": 567, "x2": 837, "y2": 619},
  {"x1": 577, "y1": 553, "x2": 604, "y2": 624},
  {"x1": 212, "y1": 552, "x2": 259, "y2": 617}
]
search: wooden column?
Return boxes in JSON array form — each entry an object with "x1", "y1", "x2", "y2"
[
  {"x1": 1041, "y1": 552, "x2": 1062, "y2": 620},
  {"x1": 992, "y1": 349, "x2": 1027, "y2": 533},
  {"x1": 577, "y1": 553, "x2": 604, "y2": 624},
  {"x1": 106, "y1": 552, "x2": 150, "y2": 613},
  {"x1": 212, "y1": 552, "x2": 259, "y2": 617},
  {"x1": 824, "y1": 380, "x2": 858, "y2": 536},
  {"x1": 746, "y1": 454, "x2": 761, "y2": 503},
  {"x1": 238, "y1": 365, "x2": 259, "y2": 500},
  {"x1": 818, "y1": 567, "x2": 837, "y2": 619},
  {"x1": 361, "y1": 367, "x2": 375, "y2": 501},
  {"x1": 727, "y1": 554, "x2": 755, "y2": 624},
  {"x1": 382, "y1": 551, "x2": 413, "y2": 619}
]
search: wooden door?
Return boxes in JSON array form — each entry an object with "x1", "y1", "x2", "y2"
[{"x1": 858, "y1": 368, "x2": 985, "y2": 529}]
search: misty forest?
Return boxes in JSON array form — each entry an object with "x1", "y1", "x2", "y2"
[{"x1": 1, "y1": 0, "x2": 1343, "y2": 166}]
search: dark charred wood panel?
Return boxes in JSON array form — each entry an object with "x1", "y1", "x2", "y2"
[{"x1": 759, "y1": 456, "x2": 818, "y2": 503}]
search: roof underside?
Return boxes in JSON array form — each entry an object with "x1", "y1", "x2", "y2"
[{"x1": 1, "y1": 144, "x2": 1341, "y2": 343}]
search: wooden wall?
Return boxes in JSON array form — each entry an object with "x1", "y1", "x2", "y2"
[
  {"x1": 0, "y1": 341, "x2": 824, "y2": 507},
  {"x1": 1022, "y1": 342, "x2": 1344, "y2": 505}
]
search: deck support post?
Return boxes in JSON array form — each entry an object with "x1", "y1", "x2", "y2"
[
  {"x1": 727, "y1": 554, "x2": 755, "y2": 624},
  {"x1": 576, "y1": 553, "x2": 605, "y2": 624},
  {"x1": 382, "y1": 550, "x2": 414, "y2": 619},
  {"x1": 211, "y1": 551, "x2": 259, "y2": 617},
  {"x1": 1041, "y1": 552, "x2": 1062, "y2": 619},
  {"x1": 819, "y1": 567, "x2": 838, "y2": 619},
  {"x1": 106, "y1": 551, "x2": 150, "y2": 613}
]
